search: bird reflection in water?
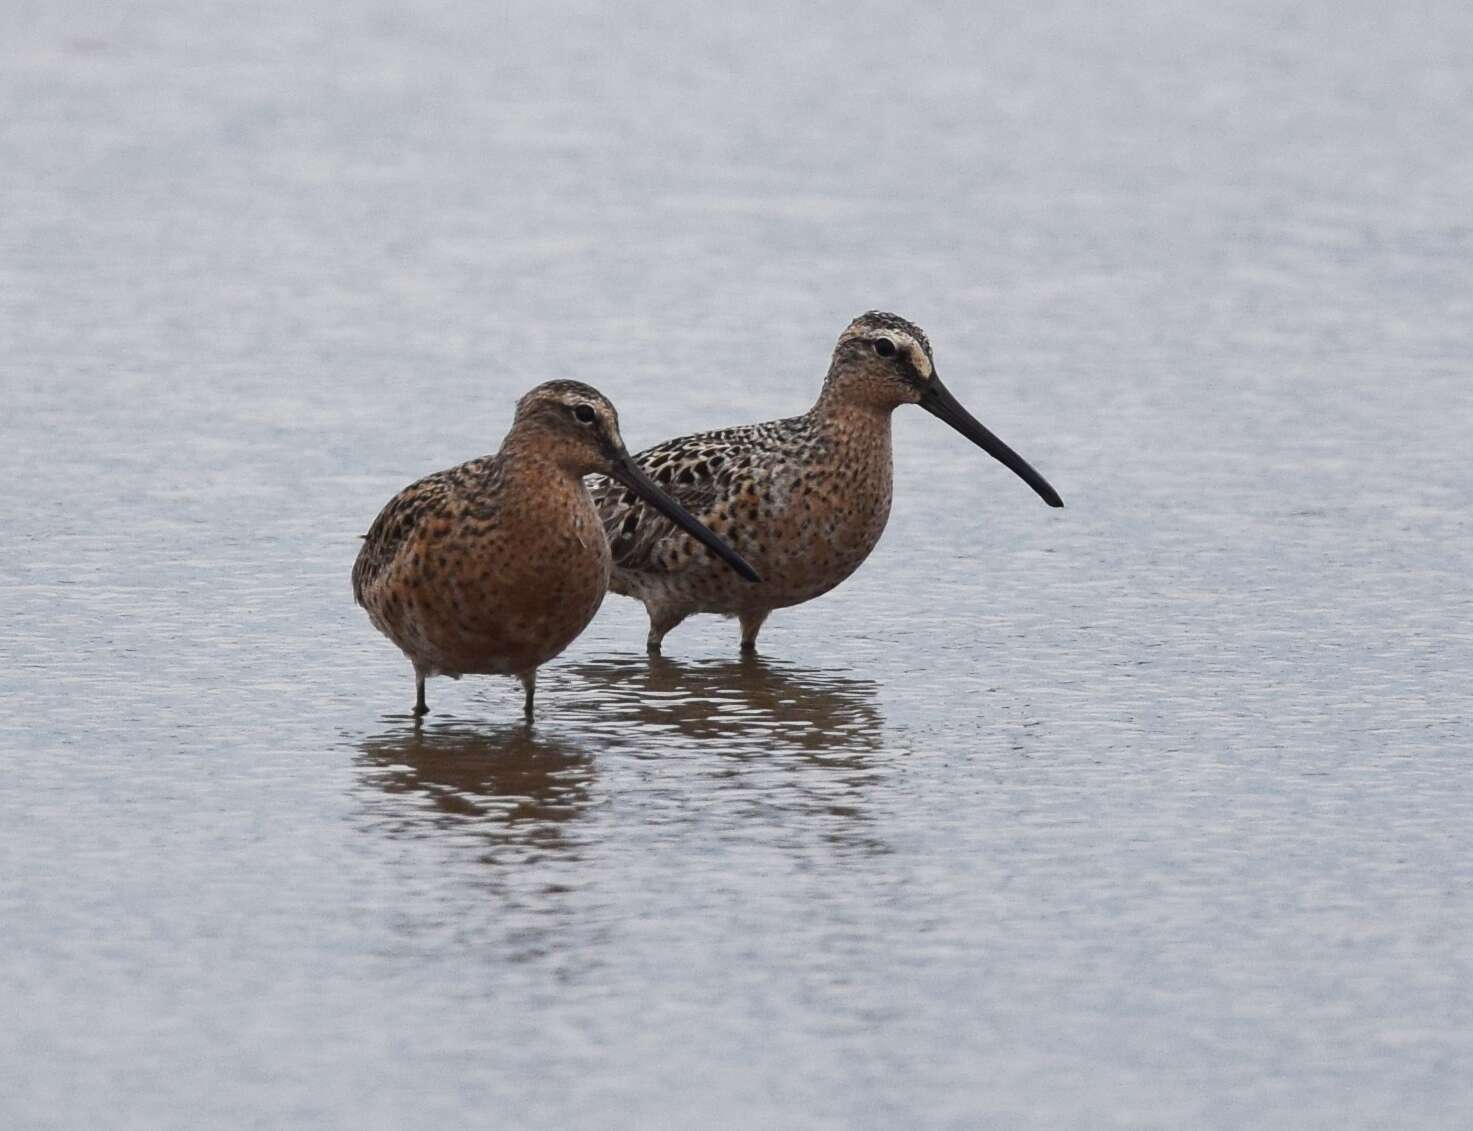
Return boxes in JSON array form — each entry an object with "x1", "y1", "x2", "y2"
[
  {"x1": 356, "y1": 654, "x2": 889, "y2": 855},
  {"x1": 356, "y1": 722, "x2": 595, "y2": 855},
  {"x1": 551, "y1": 653, "x2": 885, "y2": 762},
  {"x1": 548, "y1": 653, "x2": 891, "y2": 856}
]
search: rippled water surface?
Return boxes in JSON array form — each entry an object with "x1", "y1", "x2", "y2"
[{"x1": 4, "y1": 2, "x2": 1473, "y2": 1127}]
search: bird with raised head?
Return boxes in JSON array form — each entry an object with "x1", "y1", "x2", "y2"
[{"x1": 590, "y1": 313, "x2": 1062, "y2": 654}]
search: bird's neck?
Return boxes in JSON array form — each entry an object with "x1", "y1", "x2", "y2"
[
  {"x1": 808, "y1": 389, "x2": 897, "y2": 444},
  {"x1": 804, "y1": 396, "x2": 895, "y2": 495},
  {"x1": 497, "y1": 426, "x2": 589, "y2": 486}
]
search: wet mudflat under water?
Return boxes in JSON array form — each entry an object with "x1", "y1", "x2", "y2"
[{"x1": 3, "y1": 2, "x2": 1472, "y2": 1127}]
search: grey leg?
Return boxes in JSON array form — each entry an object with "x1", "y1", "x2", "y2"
[
  {"x1": 518, "y1": 670, "x2": 537, "y2": 720},
  {"x1": 646, "y1": 606, "x2": 688, "y2": 655},
  {"x1": 739, "y1": 609, "x2": 770, "y2": 653},
  {"x1": 413, "y1": 671, "x2": 429, "y2": 717}
]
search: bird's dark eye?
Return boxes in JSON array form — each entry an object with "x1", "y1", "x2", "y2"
[
  {"x1": 873, "y1": 338, "x2": 897, "y2": 358},
  {"x1": 573, "y1": 404, "x2": 597, "y2": 424}
]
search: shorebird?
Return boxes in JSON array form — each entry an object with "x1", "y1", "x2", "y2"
[
  {"x1": 591, "y1": 312, "x2": 1062, "y2": 653},
  {"x1": 352, "y1": 380, "x2": 759, "y2": 718}
]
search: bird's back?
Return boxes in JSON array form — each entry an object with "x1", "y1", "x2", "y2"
[
  {"x1": 591, "y1": 409, "x2": 892, "y2": 614},
  {"x1": 592, "y1": 416, "x2": 809, "y2": 567},
  {"x1": 353, "y1": 457, "x2": 502, "y2": 608}
]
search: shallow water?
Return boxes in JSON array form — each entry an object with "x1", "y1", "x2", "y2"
[{"x1": 4, "y1": 2, "x2": 1473, "y2": 1127}]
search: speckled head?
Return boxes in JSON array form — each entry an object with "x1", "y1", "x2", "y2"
[
  {"x1": 822, "y1": 311, "x2": 937, "y2": 410},
  {"x1": 840, "y1": 311, "x2": 934, "y2": 377},
  {"x1": 825, "y1": 313, "x2": 1065, "y2": 508},
  {"x1": 508, "y1": 380, "x2": 627, "y2": 471},
  {"x1": 511, "y1": 381, "x2": 762, "y2": 581}
]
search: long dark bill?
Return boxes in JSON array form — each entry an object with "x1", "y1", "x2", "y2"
[
  {"x1": 609, "y1": 454, "x2": 762, "y2": 582},
  {"x1": 920, "y1": 376, "x2": 1064, "y2": 508}
]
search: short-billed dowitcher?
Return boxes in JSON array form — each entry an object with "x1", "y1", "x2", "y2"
[
  {"x1": 591, "y1": 312, "x2": 1062, "y2": 653},
  {"x1": 353, "y1": 381, "x2": 760, "y2": 718}
]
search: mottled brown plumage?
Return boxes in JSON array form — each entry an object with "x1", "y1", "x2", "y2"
[
  {"x1": 353, "y1": 381, "x2": 758, "y2": 718},
  {"x1": 591, "y1": 312, "x2": 1063, "y2": 653}
]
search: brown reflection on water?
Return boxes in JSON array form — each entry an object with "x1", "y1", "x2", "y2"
[
  {"x1": 354, "y1": 722, "x2": 599, "y2": 963},
  {"x1": 554, "y1": 653, "x2": 886, "y2": 763},
  {"x1": 555, "y1": 653, "x2": 893, "y2": 856},
  {"x1": 353, "y1": 654, "x2": 891, "y2": 869},
  {"x1": 356, "y1": 722, "x2": 595, "y2": 853}
]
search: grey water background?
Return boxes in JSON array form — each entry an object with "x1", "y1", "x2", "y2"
[{"x1": 3, "y1": 1, "x2": 1472, "y2": 1127}]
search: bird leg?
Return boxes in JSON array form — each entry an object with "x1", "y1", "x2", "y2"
[
  {"x1": 413, "y1": 671, "x2": 429, "y2": 717},
  {"x1": 518, "y1": 670, "x2": 537, "y2": 720},
  {"x1": 645, "y1": 606, "x2": 688, "y2": 654},
  {"x1": 739, "y1": 609, "x2": 770, "y2": 653}
]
